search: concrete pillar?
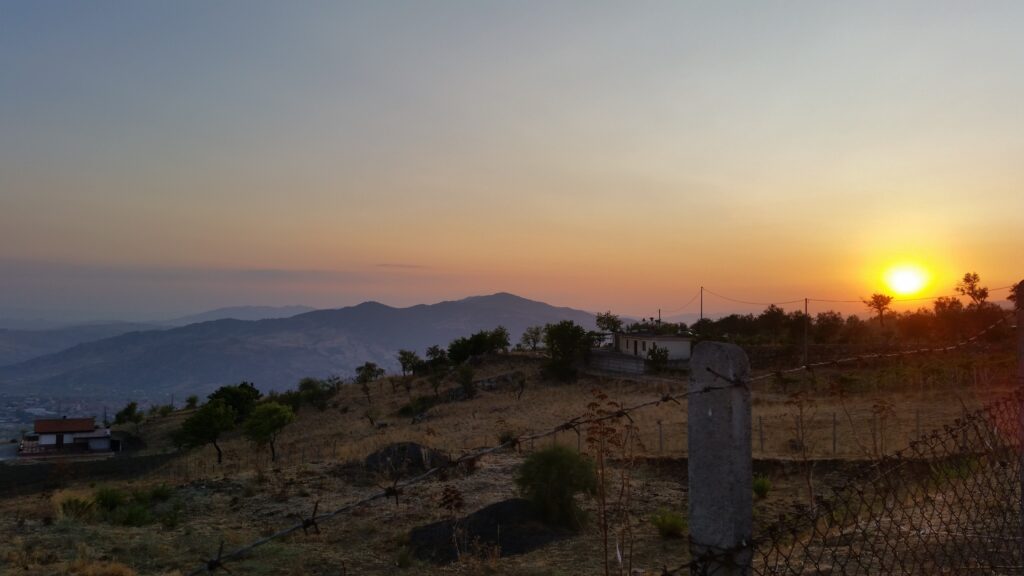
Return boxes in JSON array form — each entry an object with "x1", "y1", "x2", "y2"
[{"x1": 688, "y1": 341, "x2": 753, "y2": 574}]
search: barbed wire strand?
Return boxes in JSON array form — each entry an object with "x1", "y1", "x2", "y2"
[
  {"x1": 185, "y1": 312, "x2": 1014, "y2": 574},
  {"x1": 184, "y1": 374, "x2": 751, "y2": 574}
]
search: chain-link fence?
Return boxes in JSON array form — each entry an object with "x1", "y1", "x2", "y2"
[{"x1": 752, "y1": 388, "x2": 1024, "y2": 575}]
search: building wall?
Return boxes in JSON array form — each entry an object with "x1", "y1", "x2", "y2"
[
  {"x1": 615, "y1": 335, "x2": 691, "y2": 360},
  {"x1": 88, "y1": 438, "x2": 111, "y2": 451},
  {"x1": 38, "y1": 434, "x2": 57, "y2": 446}
]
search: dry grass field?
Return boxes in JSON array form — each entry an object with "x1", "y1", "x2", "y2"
[{"x1": 0, "y1": 347, "x2": 1017, "y2": 576}]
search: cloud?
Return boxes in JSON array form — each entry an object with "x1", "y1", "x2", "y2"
[{"x1": 375, "y1": 263, "x2": 429, "y2": 270}]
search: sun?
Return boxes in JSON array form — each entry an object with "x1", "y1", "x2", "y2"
[{"x1": 883, "y1": 264, "x2": 930, "y2": 296}]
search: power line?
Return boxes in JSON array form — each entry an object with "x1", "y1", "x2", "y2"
[
  {"x1": 701, "y1": 287, "x2": 804, "y2": 307},
  {"x1": 662, "y1": 288, "x2": 702, "y2": 315}
]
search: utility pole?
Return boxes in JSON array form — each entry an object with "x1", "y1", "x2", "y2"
[
  {"x1": 658, "y1": 308, "x2": 661, "y2": 324},
  {"x1": 700, "y1": 286, "x2": 704, "y2": 321},
  {"x1": 803, "y1": 298, "x2": 809, "y2": 366}
]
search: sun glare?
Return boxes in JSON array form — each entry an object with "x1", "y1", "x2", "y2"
[{"x1": 883, "y1": 264, "x2": 930, "y2": 296}]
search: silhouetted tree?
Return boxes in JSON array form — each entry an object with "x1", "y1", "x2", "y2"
[
  {"x1": 955, "y1": 272, "x2": 989, "y2": 306},
  {"x1": 397, "y1": 350, "x2": 422, "y2": 377},
  {"x1": 114, "y1": 401, "x2": 145, "y2": 434},
  {"x1": 595, "y1": 311, "x2": 623, "y2": 333},
  {"x1": 185, "y1": 395, "x2": 199, "y2": 409},
  {"x1": 543, "y1": 320, "x2": 594, "y2": 381},
  {"x1": 520, "y1": 326, "x2": 544, "y2": 351},
  {"x1": 862, "y1": 293, "x2": 894, "y2": 327},
  {"x1": 208, "y1": 382, "x2": 261, "y2": 422},
  {"x1": 297, "y1": 377, "x2": 332, "y2": 411},
  {"x1": 489, "y1": 326, "x2": 511, "y2": 353},
  {"x1": 813, "y1": 311, "x2": 844, "y2": 343}
]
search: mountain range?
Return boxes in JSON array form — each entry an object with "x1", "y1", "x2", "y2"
[
  {"x1": 0, "y1": 293, "x2": 596, "y2": 400},
  {"x1": 0, "y1": 306, "x2": 318, "y2": 368}
]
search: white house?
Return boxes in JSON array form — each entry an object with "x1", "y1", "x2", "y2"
[
  {"x1": 26, "y1": 416, "x2": 111, "y2": 454},
  {"x1": 613, "y1": 332, "x2": 692, "y2": 360}
]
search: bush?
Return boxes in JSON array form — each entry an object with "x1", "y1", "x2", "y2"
[
  {"x1": 753, "y1": 475, "x2": 772, "y2": 499},
  {"x1": 109, "y1": 502, "x2": 152, "y2": 527},
  {"x1": 514, "y1": 445, "x2": 596, "y2": 529},
  {"x1": 94, "y1": 487, "x2": 126, "y2": 512},
  {"x1": 397, "y1": 395, "x2": 439, "y2": 418},
  {"x1": 650, "y1": 509, "x2": 686, "y2": 538},
  {"x1": 157, "y1": 404, "x2": 174, "y2": 417},
  {"x1": 456, "y1": 365, "x2": 476, "y2": 399},
  {"x1": 60, "y1": 498, "x2": 96, "y2": 522}
]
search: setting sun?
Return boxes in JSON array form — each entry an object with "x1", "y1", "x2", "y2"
[{"x1": 884, "y1": 264, "x2": 930, "y2": 296}]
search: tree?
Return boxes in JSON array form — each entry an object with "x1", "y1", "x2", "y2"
[
  {"x1": 933, "y1": 296, "x2": 964, "y2": 339},
  {"x1": 862, "y1": 293, "x2": 894, "y2": 327},
  {"x1": 208, "y1": 382, "x2": 261, "y2": 422},
  {"x1": 955, "y1": 272, "x2": 989, "y2": 306},
  {"x1": 543, "y1": 320, "x2": 594, "y2": 381},
  {"x1": 425, "y1": 345, "x2": 448, "y2": 369},
  {"x1": 243, "y1": 402, "x2": 294, "y2": 462},
  {"x1": 356, "y1": 362, "x2": 385, "y2": 384},
  {"x1": 397, "y1": 350, "x2": 422, "y2": 377},
  {"x1": 114, "y1": 402, "x2": 145, "y2": 435},
  {"x1": 1010, "y1": 280, "x2": 1023, "y2": 310},
  {"x1": 813, "y1": 311, "x2": 844, "y2": 343},
  {"x1": 520, "y1": 326, "x2": 543, "y2": 351},
  {"x1": 175, "y1": 399, "x2": 236, "y2": 464},
  {"x1": 489, "y1": 326, "x2": 511, "y2": 353},
  {"x1": 356, "y1": 362, "x2": 385, "y2": 404},
  {"x1": 185, "y1": 395, "x2": 199, "y2": 409},
  {"x1": 595, "y1": 311, "x2": 623, "y2": 334},
  {"x1": 646, "y1": 344, "x2": 669, "y2": 373},
  {"x1": 297, "y1": 377, "x2": 332, "y2": 411}
]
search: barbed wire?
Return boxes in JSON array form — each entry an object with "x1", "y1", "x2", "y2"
[
  {"x1": 183, "y1": 309, "x2": 1016, "y2": 574},
  {"x1": 183, "y1": 369, "x2": 748, "y2": 574}
]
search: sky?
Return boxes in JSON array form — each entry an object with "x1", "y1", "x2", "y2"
[{"x1": 1, "y1": 2, "x2": 1022, "y2": 322}]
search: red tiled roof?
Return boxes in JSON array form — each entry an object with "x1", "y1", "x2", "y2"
[{"x1": 34, "y1": 418, "x2": 95, "y2": 434}]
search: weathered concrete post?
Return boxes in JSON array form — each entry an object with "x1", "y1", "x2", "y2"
[
  {"x1": 1015, "y1": 281, "x2": 1023, "y2": 559},
  {"x1": 689, "y1": 341, "x2": 753, "y2": 574}
]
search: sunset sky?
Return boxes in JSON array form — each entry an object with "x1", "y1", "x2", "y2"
[{"x1": 1, "y1": 2, "x2": 1021, "y2": 321}]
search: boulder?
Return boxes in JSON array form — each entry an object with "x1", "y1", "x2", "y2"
[
  {"x1": 363, "y1": 442, "x2": 450, "y2": 479},
  {"x1": 409, "y1": 498, "x2": 572, "y2": 563}
]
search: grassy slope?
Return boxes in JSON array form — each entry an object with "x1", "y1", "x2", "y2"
[{"x1": 0, "y1": 349, "x2": 1017, "y2": 576}]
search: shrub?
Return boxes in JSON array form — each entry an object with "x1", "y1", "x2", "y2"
[
  {"x1": 94, "y1": 487, "x2": 126, "y2": 512},
  {"x1": 185, "y1": 395, "x2": 198, "y2": 409},
  {"x1": 753, "y1": 475, "x2": 772, "y2": 499},
  {"x1": 456, "y1": 365, "x2": 476, "y2": 399},
  {"x1": 397, "y1": 395, "x2": 439, "y2": 418},
  {"x1": 650, "y1": 508, "x2": 686, "y2": 538},
  {"x1": 109, "y1": 502, "x2": 152, "y2": 527},
  {"x1": 157, "y1": 404, "x2": 174, "y2": 417},
  {"x1": 60, "y1": 498, "x2": 96, "y2": 522},
  {"x1": 514, "y1": 445, "x2": 596, "y2": 529}
]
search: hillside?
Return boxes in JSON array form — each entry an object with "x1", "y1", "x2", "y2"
[
  {"x1": 0, "y1": 322, "x2": 162, "y2": 368},
  {"x1": 0, "y1": 349, "x2": 1014, "y2": 576},
  {"x1": 162, "y1": 305, "x2": 316, "y2": 326},
  {"x1": 0, "y1": 293, "x2": 596, "y2": 398}
]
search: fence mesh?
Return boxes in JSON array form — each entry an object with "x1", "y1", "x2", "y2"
[{"x1": 750, "y1": 387, "x2": 1024, "y2": 576}]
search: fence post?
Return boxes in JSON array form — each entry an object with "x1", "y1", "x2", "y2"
[
  {"x1": 658, "y1": 420, "x2": 664, "y2": 454},
  {"x1": 832, "y1": 412, "x2": 837, "y2": 456},
  {"x1": 1015, "y1": 283, "x2": 1023, "y2": 560},
  {"x1": 688, "y1": 342, "x2": 752, "y2": 574},
  {"x1": 758, "y1": 416, "x2": 765, "y2": 454}
]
